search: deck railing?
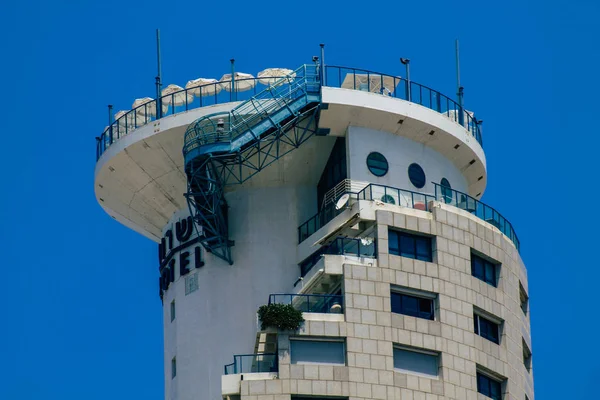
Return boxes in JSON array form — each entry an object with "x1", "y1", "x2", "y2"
[
  {"x1": 323, "y1": 65, "x2": 482, "y2": 146},
  {"x1": 223, "y1": 353, "x2": 278, "y2": 375},
  {"x1": 357, "y1": 183, "x2": 436, "y2": 211},
  {"x1": 96, "y1": 65, "x2": 483, "y2": 160},
  {"x1": 433, "y1": 183, "x2": 520, "y2": 251},
  {"x1": 268, "y1": 293, "x2": 344, "y2": 314},
  {"x1": 299, "y1": 236, "x2": 377, "y2": 277}
]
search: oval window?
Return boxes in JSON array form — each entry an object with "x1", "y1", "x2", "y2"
[
  {"x1": 366, "y1": 152, "x2": 388, "y2": 177},
  {"x1": 381, "y1": 194, "x2": 395, "y2": 204},
  {"x1": 408, "y1": 163, "x2": 426, "y2": 188},
  {"x1": 441, "y1": 178, "x2": 452, "y2": 203}
]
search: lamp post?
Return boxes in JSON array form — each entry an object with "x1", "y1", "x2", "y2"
[{"x1": 400, "y1": 58, "x2": 411, "y2": 101}]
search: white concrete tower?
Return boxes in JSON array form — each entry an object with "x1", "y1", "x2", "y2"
[{"x1": 95, "y1": 59, "x2": 533, "y2": 400}]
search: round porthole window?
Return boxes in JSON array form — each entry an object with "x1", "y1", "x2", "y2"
[
  {"x1": 441, "y1": 178, "x2": 452, "y2": 203},
  {"x1": 408, "y1": 163, "x2": 426, "y2": 188},
  {"x1": 366, "y1": 152, "x2": 388, "y2": 177},
  {"x1": 381, "y1": 194, "x2": 395, "y2": 204}
]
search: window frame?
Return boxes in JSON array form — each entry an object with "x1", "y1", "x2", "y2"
[
  {"x1": 476, "y1": 370, "x2": 503, "y2": 400},
  {"x1": 170, "y1": 300, "x2": 176, "y2": 322},
  {"x1": 474, "y1": 311, "x2": 501, "y2": 345},
  {"x1": 388, "y1": 229, "x2": 433, "y2": 262},
  {"x1": 366, "y1": 152, "x2": 389, "y2": 177},
  {"x1": 390, "y1": 286, "x2": 436, "y2": 321},
  {"x1": 393, "y1": 344, "x2": 440, "y2": 379},
  {"x1": 289, "y1": 337, "x2": 346, "y2": 366},
  {"x1": 471, "y1": 252, "x2": 499, "y2": 287},
  {"x1": 519, "y1": 282, "x2": 529, "y2": 315},
  {"x1": 171, "y1": 357, "x2": 177, "y2": 379},
  {"x1": 408, "y1": 163, "x2": 426, "y2": 188},
  {"x1": 522, "y1": 338, "x2": 532, "y2": 373}
]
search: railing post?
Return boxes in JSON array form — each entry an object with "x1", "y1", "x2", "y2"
[
  {"x1": 107, "y1": 104, "x2": 113, "y2": 144},
  {"x1": 458, "y1": 86, "x2": 464, "y2": 126}
]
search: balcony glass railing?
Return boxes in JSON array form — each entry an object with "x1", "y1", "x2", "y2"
[
  {"x1": 298, "y1": 196, "x2": 358, "y2": 243},
  {"x1": 357, "y1": 183, "x2": 436, "y2": 211},
  {"x1": 323, "y1": 65, "x2": 482, "y2": 146},
  {"x1": 96, "y1": 76, "x2": 293, "y2": 160},
  {"x1": 223, "y1": 353, "x2": 278, "y2": 375},
  {"x1": 269, "y1": 293, "x2": 344, "y2": 314},
  {"x1": 433, "y1": 183, "x2": 520, "y2": 251},
  {"x1": 300, "y1": 236, "x2": 377, "y2": 277}
]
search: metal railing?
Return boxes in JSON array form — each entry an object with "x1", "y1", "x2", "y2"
[
  {"x1": 223, "y1": 353, "x2": 278, "y2": 375},
  {"x1": 268, "y1": 293, "x2": 344, "y2": 314},
  {"x1": 182, "y1": 65, "x2": 318, "y2": 160},
  {"x1": 357, "y1": 183, "x2": 436, "y2": 211},
  {"x1": 298, "y1": 194, "x2": 358, "y2": 243},
  {"x1": 323, "y1": 66, "x2": 483, "y2": 146},
  {"x1": 299, "y1": 236, "x2": 377, "y2": 277},
  {"x1": 96, "y1": 64, "x2": 483, "y2": 160},
  {"x1": 433, "y1": 183, "x2": 520, "y2": 251},
  {"x1": 96, "y1": 76, "x2": 299, "y2": 160}
]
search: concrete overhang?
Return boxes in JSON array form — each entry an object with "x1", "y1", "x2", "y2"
[{"x1": 319, "y1": 87, "x2": 487, "y2": 198}]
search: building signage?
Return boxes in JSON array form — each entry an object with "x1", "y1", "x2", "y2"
[{"x1": 158, "y1": 216, "x2": 204, "y2": 300}]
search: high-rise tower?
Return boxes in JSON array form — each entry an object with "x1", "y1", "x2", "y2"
[{"x1": 95, "y1": 57, "x2": 533, "y2": 400}]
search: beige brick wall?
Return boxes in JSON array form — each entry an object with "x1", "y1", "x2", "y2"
[{"x1": 237, "y1": 202, "x2": 533, "y2": 400}]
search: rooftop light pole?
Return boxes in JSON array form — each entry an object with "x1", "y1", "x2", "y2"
[
  {"x1": 108, "y1": 104, "x2": 114, "y2": 144},
  {"x1": 230, "y1": 59, "x2": 236, "y2": 102},
  {"x1": 156, "y1": 29, "x2": 163, "y2": 119},
  {"x1": 320, "y1": 43, "x2": 325, "y2": 83},
  {"x1": 400, "y1": 58, "x2": 411, "y2": 101},
  {"x1": 455, "y1": 39, "x2": 464, "y2": 126}
]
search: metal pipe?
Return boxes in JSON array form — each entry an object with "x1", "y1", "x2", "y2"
[
  {"x1": 455, "y1": 40, "x2": 464, "y2": 126},
  {"x1": 400, "y1": 58, "x2": 410, "y2": 101},
  {"x1": 108, "y1": 104, "x2": 113, "y2": 144},
  {"x1": 320, "y1": 43, "x2": 325, "y2": 83},
  {"x1": 230, "y1": 59, "x2": 236, "y2": 102},
  {"x1": 156, "y1": 29, "x2": 163, "y2": 118}
]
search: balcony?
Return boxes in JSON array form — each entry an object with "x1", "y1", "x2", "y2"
[
  {"x1": 269, "y1": 293, "x2": 344, "y2": 314},
  {"x1": 433, "y1": 183, "x2": 520, "y2": 251},
  {"x1": 300, "y1": 236, "x2": 377, "y2": 277},
  {"x1": 223, "y1": 353, "x2": 278, "y2": 375}
]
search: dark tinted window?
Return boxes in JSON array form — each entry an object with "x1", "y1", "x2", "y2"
[
  {"x1": 391, "y1": 292, "x2": 434, "y2": 320},
  {"x1": 471, "y1": 253, "x2": 498, "y2": 287},
  {"x1": 367, "y1": 152, "x2": 388, "y2": 177},
  {"x1": 408, "y1": 163, "x2": 426, "y2": 188},
  {"x1": 389, "y1": 230, "x2": 432, "y2": 262},
  {"x1": 477, "y1": 372, "x2": 502, "y2": 400},
  {"x1": 474, "y1": 314, "x2": 500, "y2": 344}
]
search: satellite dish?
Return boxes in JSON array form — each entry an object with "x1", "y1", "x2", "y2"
[
  {"x1": 360, "y1": 237, "x2": 373, "y2": 246},
  {"x1": 335, "y1": 194, "x2": 350, "y2": 210}
]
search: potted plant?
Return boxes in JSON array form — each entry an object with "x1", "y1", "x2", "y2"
[{"x1": 257, "y1": 303, "x2": 304, "y2": 331}]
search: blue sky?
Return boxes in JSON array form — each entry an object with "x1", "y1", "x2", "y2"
[{"x1": 1, "y1": 0, "x2": 598, "y2": 398}]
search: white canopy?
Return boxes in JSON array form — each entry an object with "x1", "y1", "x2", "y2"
[
  {"x1": 185, "y1": 78, "x2": 221, "y2": 96},
  {"x1": 220, "y1": 72, "x2": 256, "y2": 92},
  {"x1": 341, "y1": 73, "x2": 400, "y2": 95},
  {"x1": 161, "y1": 84, "x2": 193, "y2": 106},
  {"x1": 257, "y1": 68, "x2": 295, "y2": 86},
  {"x1": 132, "y1": 97, "x2": 157, "y2": 118}
]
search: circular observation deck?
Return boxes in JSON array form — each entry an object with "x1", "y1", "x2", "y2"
[{"x1": 94, "y1": 66, "x2": 488, "y2": 242}]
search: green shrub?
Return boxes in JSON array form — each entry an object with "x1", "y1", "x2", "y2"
[{"x1": 258, "y1": 303, "x2": 305, "y2": 331}]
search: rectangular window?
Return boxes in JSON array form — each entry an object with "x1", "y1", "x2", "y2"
[
  {"x1": 389, "y1": 230, "x2": 432, "y2": 262},
  {"x1": 391, "y1": 289, "x2": 435, "y2": 320},
  {"x1": 519, "y1": 282, "x2": 529, "y2": 315},
  {"x1": 471, "y1": 253, "x2": 498, "y2": 287},
  {"x1": 474, "y1": 313, "x2": 500, "y2": 344},
  {"x1": 170, "y1": 300, "x2": 176, "y2": 322},
  {"x1": 522, "y1": 338, "x2": 532, "y2": 372},
  {"x1": 290, "y1": 338, "x2": 345, "y2": 365},
  {"x1": 393, "y1": 346, "x2": 439, "y2": 378},
  {"x1": 477, "y1": 372, "x2": 502, "y2": 400},
  {"x1": 171, "y1": 357, "x2": 177, "y2": 379}
]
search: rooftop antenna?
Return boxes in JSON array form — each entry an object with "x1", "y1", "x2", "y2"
[
  {"x1": 230, "y1": 59, "x2": 236, "y2": 102},
  {"x1": 156, "y1": 29, "x2": 163, "y2": 118},
  {"x1": 320, "y1": 44, "x2": 325, "y2": 83},
  {"x1": 455, "y1": 39, "x2": 464, "y2": 126},
  {"x1": 400, "y1": 58, "x2": 411, "y2": 101}
]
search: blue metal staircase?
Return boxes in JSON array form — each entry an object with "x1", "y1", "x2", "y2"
[{"x1": 183, "y1": 64, "x2": 322, "y2": 264}]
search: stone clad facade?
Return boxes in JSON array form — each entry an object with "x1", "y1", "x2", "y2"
[{"x1": 231, "y1": 201, "x2": 533, "y2": 400}]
